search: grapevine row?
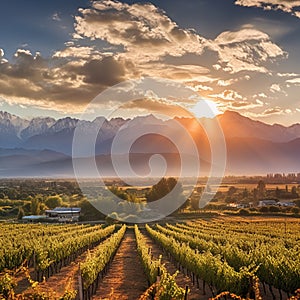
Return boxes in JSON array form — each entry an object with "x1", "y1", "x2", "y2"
[
  {"x1": 79, "y1": 225, "x2": 126, "y2": 299},
  {"x1": 146, "y1": 224, "x2": 256, "y2": 297},
  {"x1": 134, "y1": 225, "x2": 186, "y2": 299}
]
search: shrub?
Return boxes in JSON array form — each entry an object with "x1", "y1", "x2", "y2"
[
  {"x1": 239, "y1": 208, "x2": 250, "y2": 216},
  {"x1": 259, "y1": 206, "x2": 269, "y2": 213},
  {"x1": 249, "y1": 207, "x2": 258, "y2": 212},
  {"x1": 269, "y1": 206, "x2": 280, "y2": 213}
]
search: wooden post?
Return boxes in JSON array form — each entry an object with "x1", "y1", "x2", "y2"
[
  {"x1": 184, "y1": 285, "x2": 189, "y2": 300},
  {"x1": 78, "y1": 264, "x2": 84, "y2": 300},
  {"x1": 33, "y1": 251, "x2": 37, "y2": 281}
]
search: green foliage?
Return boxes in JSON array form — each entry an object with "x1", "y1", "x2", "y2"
[
  {"x1": 0, "y1": 224, "x2": 115, "y2": 273},
  {"x1": 269, "y1": 205, "x2": 280, "y2": 213},
  {"x1": 146, "y1": 177, "x2": 185, "y2": 214},
  {"x1": 291, "y1": 186, "x2": 299, "y2": 198},
  {"x1": 78, "y1": 199, "x2": 106, "y2": 221},
  {"x1": 146, "y1": 177, "x2": 179, "y2": 202},
  {"x1": 134, "y1": 225, "x2": 185, "y2": 299},
  {"x1": 238, "y1": 208, "x2": 250, "y2": 216},
  {"x1": 31, "y1": 197, "x2": 41, "y2": 215},
  {"x1": 17, "y1": 207, "x2": 25, "y2": 220},
  {"x1": 259, "y1": 206, "x2": 269, "y2": 213},
  {"x1": 0, "y1": 273, "x2": 16, "y2": 298},
  {"x1": 291, "y1": 207, "x2": 300, "y2": 214},
  {"x1": 45, "y1": 195, "x2": 62, "y2": 209},
  {"x1": 146, "y1": 224, "x2": 252, "y2": 296},
  {"x1": 294, "y1": 199, "x2": 300, "y2": 208},
  {"x1": 80, "y1": 225, "x2": 126, "y2": 289},
  {"x1": 228, "y1": 186, "x2": 237, "y2": 196},
  {"x1": 151, "y1": 220, "x2": 300, "y2": 295}
]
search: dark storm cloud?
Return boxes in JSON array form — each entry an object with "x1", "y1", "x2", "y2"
[{"x1": 0, "y1": 49, "x2": 127, "y2": 110}]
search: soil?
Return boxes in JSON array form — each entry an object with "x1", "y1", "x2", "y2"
[
  {"x1": 16, "y1": 249, "x2": 89, "y2": 298},
  {"x1": 92, "y1": 229, "x2": 148, "y2": 300}
]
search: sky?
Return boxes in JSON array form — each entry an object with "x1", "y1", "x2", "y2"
[{"x1": 0, "y1": 0, "x2": 300, "y2": 125}]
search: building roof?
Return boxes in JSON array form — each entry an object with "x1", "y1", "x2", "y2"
[
  {"x1": 22, "y1": 215, "x2": 45, "y2": 220},
  {"x1": 259, "y1": 200, "x2": 277, "y2": 203},
  {"x1": 45, "y1": 207, "x2": 81, "y2": 214}
]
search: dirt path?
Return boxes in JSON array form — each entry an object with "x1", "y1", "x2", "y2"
[
  {"x1": 141, "y1": 229, "x2": 212, "y2": 300},
  {"x1": 20, "y1": 251, "x2": 87, "y2": 298},
  {"x1": 92, "y1": 230, "x2": 148, "y2": 300}
]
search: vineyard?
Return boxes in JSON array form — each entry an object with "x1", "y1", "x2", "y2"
[{"x1": 0, "y1": 219, "x2": 299, "y2": 300}]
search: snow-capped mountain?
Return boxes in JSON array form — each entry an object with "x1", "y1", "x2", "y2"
[
  {"x1": 20, "y1": 117, "x2": 56, "y2": 139},
  {"x1": 0, "y1": 110, "x2": 300, "y2": 176},
  {"x1": 0, "y1": 111, "x2": 29, "y2": 147}
]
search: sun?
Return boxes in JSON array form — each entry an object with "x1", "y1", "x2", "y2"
[{"x1": 191, "y1": 99, "x2": 220, "y2": 118}]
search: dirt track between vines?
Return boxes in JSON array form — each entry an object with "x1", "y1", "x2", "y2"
[{"x1": 92, "y1": 230, "x2": 148, "y2": 300}]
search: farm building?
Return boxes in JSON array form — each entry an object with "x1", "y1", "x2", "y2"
[
  {"x1": 45, "y1": 207, "x2": 81, "y2": 222},
  {"x1": 258, "y1": 200, "x2": 278, "y2": 207},
  {"x1": 278, "y1": 201, "x2": 296, "y2": 207}
]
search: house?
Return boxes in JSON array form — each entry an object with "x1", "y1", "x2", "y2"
[
  {"x1": 228, "y1": 203, "x2": 248, "y2": 209},
  {"x1": 258, "y1": 200, "x2": 278, "y2": 207},
  {"x1": 45, "y1": 207, "x2": 81, "y2": 222}
]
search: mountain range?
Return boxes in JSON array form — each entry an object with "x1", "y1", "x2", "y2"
[{"x1": 0, "y1": 110, "x2": 299, "y2": 177}]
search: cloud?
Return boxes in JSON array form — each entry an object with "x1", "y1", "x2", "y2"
[
  {"x1": 209, "y1": 27, "x2": 286, "y2": 73},
  {"x1": 210, "y1": 89, "x2": 245, "y2": 101},
  {"x1": 227, "y1": 99, "x2": 264, "y2": 110},
  {"x1": 277, "y1": 72, "x2": 299, "y2": 77},
  {"x1": 270, "y1": 83, "x2": 281, "y2": 92},
  {"x1": 139, "y1": 63, "x2": 214, "y2": 83},
  {"x1": 79, "y1": 56, "x2": 126, "y2": 85},
  {"x1": 52, "y1": 12, "x2": 61, "y2": 22},
  {"x1": 235, "y1": 0, "x2": 300, "y2": 19},
  {"x1": 0, "y1": 1, "x2": 291, "y2": 117},
  {"x1": 0, "y1": 49, "x2": 7, "y2": 64},
  {"x1": 53, "y1": 46, "x2": 98, "y2": 59},
  {"x1": 121, "y1": 98, "x2": 190, "y2": 117},
  {"x1": 191, "y1": 84, "x2": 213, "y2": 92},
  {"x1": 263, "y1": 107, "x2": 284, "y2": 115},
  {"x1": 286, "y1": 78, "x2": 300, "y2": 85},
  {"x1": 253, "y1": 92, "x2": 267, "y2": 98},
  {"x1": 0, "y1": 49, "x2": 128, "y2": 111},
  {"x1": 217, "y1": 75, "x2": 250, "y2": 87},
  {"x1": 75, "y1": 0, "x2": 206, "y2": 63},
  {"x1": 75, "y1": 1, "x2": 286, "y2": 74}
]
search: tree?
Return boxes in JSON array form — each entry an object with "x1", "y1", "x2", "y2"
[
  {"x1": 31, "y1": 198, "x2": 40, "y2": 215},
  {"x1": 78, "y1": 199, "x2": 106, "y2": 221},
  {"x1": 242, "y1": 188, "x2": 249, "y2": 198},
  {"x1": 146, "y1": 177, "x2": 184, "y2": 212},
  {"x1": 225, "y1": 196, "x2": 236, "y2": 203},
  {"x1": 257, "y1": 180, "x2": 266, "y2": 199},
  {"x1": 291, "y1": 186, "x2": 298, "y2": 198},
  {"x1": 108, "y1": 186, "x2": 140, "y2": 203},
  {"x1": 17, "y1": 207, "x2": 25, "y2": 220},
  {"x1": 253, "y1": 188, "x2": 258, "y2": 201},
  {"x1": 190, "y1": 196, "x2": 200, "y2": 210},
  {"x1": 45, "y1": 195, "x2": 62, "y2": 209},
  {"x1": 228, "y1": 186, "x2": 237, "y2": 197},
  {"x1": 259, "y1": 206, "x2": 269, "y2": 213},
  {"x1": 275, "y1": 187, "x2": 281, "y2": 198},
  {"x1": 146, "y1": 178, "x2": 178, "y2": 202},
  {"x1": 269, "y1": 205, "x2": 280, "y2": 213}
]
